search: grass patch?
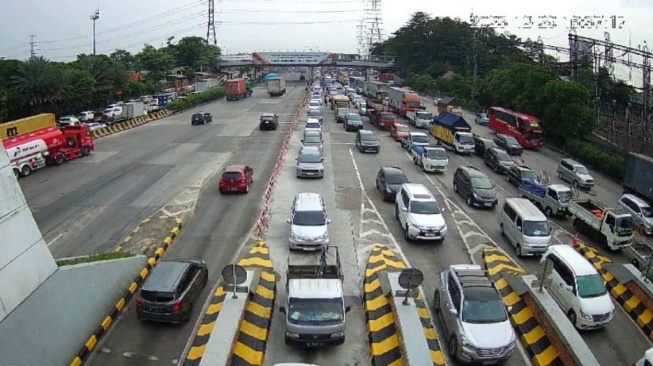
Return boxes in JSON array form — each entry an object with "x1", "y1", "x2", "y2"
[{"x1": 56, "y1": 251, "x2": 135, "y2": 267}]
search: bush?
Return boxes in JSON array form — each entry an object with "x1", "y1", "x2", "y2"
[
  {"x1": 565, "y1": 138, "x2": 625, "y2": 181},
  {"x1": 165, "y1": 87, "x2": 225, "y2": 112},
  {"x1": 56, "y1": 251, "x2": 134, "y2": 267}
]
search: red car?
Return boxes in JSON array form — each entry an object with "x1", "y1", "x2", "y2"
[{"x1": 219, "y1": 165, "x2": 254, "y2": 193}]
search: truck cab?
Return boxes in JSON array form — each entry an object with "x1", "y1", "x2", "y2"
[
  {"x1": 280, "y1": 246, "x2": 350, "y2": 348},
  {"x1": 569, "y1": 199, "x2": 634, "y2": 250},
  {"x1": 401, "y1": 131, "x2": 430, "y2": 150},
  {"x1": 520, "y1": 181, "x2": 573, "y2": 217},
  {"x1": 407, "y1": 110, "x2": 433, "y2": 129},
  {"x1": 411, "y1": 145, "x2": 449, "y2": 173},
  {"x1": 453, "y1": 132, "x2": 475, "y2": 154}
]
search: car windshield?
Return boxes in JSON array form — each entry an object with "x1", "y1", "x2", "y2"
[
  {"x1": 416, "y1": 111, "x2": 432, "y2": 119},
  {"x1": 521, "y1": 170, "x2": 538, "y2": 181},
  {"x1": 496, "y1": 151, "x2": 512, "y2": 161},
  {"x1": 347, "y1": 114, "x2": 361, "y2": 121},
  {"x1": 306, "y1": 122, "x2": 320, "y2": 129},
  {"x1": 222, "y1": 172, "x2": 242, "y2": 180},
  {"x1": 304, "y1": 135, "x2": 321, "y2": 143},
  {"x1": 287, "y1": 297, "x2": 344, "y2": 325},
  {"x1": 462, "y1": 295, "x2": 508, "y2": 323},
  {"x1": 412, "y1": 135, "x2": 429, "y2": 143},
  {"x1": 396, "y1": 125, "x2": 409, "y2": 132},
  {"x1": 459, "y1": 134, "x2": 474, "y2": 144},
  {"x1": 380, "y1": 113, "x2": 394, "y2": 120},
  {"x1": 558, "y1": 190, "x2": 572, "y2": 203},
  {"x1": 338, "y1": 109, "x2": 348, "y2": 115},
  {"x1": 409, "y1": 201, "x2": 441, "y2": 214},
  {"x1": 574, "y1": 166, "x2": 589, "y2": 174},
  {"x1": 523, "y1": 221, "x2": 550, "y2": 237},
  {"x1": 426, "y1": 149, "x2": 447, "y2": 159},
  {"x1": 309, "y1": 111, "x2": 321, "y2": 117},
  {"x1": 478, "y1": 113, "x2": 488, "y2": 119},
  {"x1": 577, "y1": 274, "x2": 607, "y2": 298},
  {"x1": 261, "y1": 116, "x2": 275, "y2": 121},
  {"x1": 361, "y1": 134, "x2": 377, "y2": 141},
  {"x1": 309, "y1": 102, "x2": 320, "y2": 107},
  {"x1": 292, "y1": 210, "x2": 325, "y2": 226},
  {"x1": 616, "y1": 216, "x2": 634, "y2": 233},
  {"x1": 471, "y1": 177, "x2": 493, "y2": 189},
  {"x1": 505, "y1": 137, "x2": 520, "y2": 145},
  {"x1": 385, "y1": 173, "x2": 408, "y2": 185},
  {"x1": 642, "y1": 206, "x2": 653, "y2": 218},
  {"x1": 299, "y1": 153, "x2": 322, "y2": 163}
]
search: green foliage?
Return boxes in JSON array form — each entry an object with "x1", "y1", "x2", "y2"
[
  {"x1": 540, "y1": 80, "x2": 595, "y2": 141},
  {"x1": 56, "y1": 251, "x2": 134, "y2": 267},
  {"x1": 0, "y1": 90, "x2": 7, "y2": 122},
  {"x1": 166, "y1": 87, "x2": 225, "y2": 111},
  {"x1": 565, "y1": 139, "x2": 625, "y2": 180},
  {"x1": 173, "y1": 36, "x2": 220, "y2": 70},
  {"x1": 136, "y1": 44, "x2": 175, "y2": 84}
]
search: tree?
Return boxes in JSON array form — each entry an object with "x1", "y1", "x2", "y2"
[
  {"x1": 135, "y1": 44, "x2": 175, "y2": 83},
  {"x1": 58, "y1": 66, "x2": 96, "y2": 113},
  {"x1": 539, "y1": 80, "x2": 595, "y2": 142},
  {"x1": 0, "y1": 90, "x2": 8, "y2": 122},
  {"x1": 110, "y1": 49, "x2": 136, "y2": 70},
  {"x1": 172, "y1": 36, "x2": 220, "y2": 71},
  {"x1": 11, "y1": 56, "x2": 62, "y2": 108}
]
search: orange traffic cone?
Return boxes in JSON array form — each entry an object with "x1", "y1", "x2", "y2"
[{"x1": 570, "y1": 233, "x2": 579, "y2": 247}]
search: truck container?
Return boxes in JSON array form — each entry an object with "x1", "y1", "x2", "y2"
[
  {"x1": 123, "y1": 101, "x2": 145, "y2": 120},
  {"x1": 367, "y1": 99, "x2": 395, "y2": 130},
  {"x1": 377, "y1": 73, "x2": 394, "y2": 82},
  {"x1": 2, "y1": 125, "x2": 94, "y2": 178},
  {"x1": 387, "y1": 87, "x2": 423, "y2": 117},
  {"x1": 411, "y1": 145, "x2": 449, "y2": 173},
  {"x1": 406, "y1": 109, "x2": 433, "y2": 129},
  {"x1": 280, "y1": 246, "x2": 350, "y2": 348},
  {"x1": 267, "y1": 77, "x2": 287, "y2": 96},
  {"x1": 225, "y1": 78, "x2": 251, "y2": 101},
  {"x1": 568, "y1": 198, "x2": 634, "y2": 250},
  {"x1": 624, "y1": 153, "x2": 653, "y2": 204},
  {"x1": 331, "y1": 95, "x2": 349, "y2": 111},
  {"x1": 366, "y1": 81, "x2": 389, "y2": 100},
  {"x1": 1, "y1": 114, "x2": 57, "y2": 140},
  {"x1": 437, "y1": 97, "x2": 463, "y2": 116},
  {"x1": 430, "y1": 112, "x2": 475, "y2": 154},
  {"x1": 519, "y1": 181, "x2": 573, "y2": 217}
]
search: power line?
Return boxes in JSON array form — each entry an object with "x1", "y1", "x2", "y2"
[
  {"x1": 218, "y1": 19, "x2": 360, "y2": 25},
  {"x1": 220, "y1": 9, "x2": 364, "y2": 13}
]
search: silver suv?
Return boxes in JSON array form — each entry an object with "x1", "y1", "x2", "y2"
[
  {"x1": 557, "y1": 158, "x2": 594, "y2": 189},
  {"x1": 433, "y1": 264, "x2": 515, "y2": 364},
  {"x1": 296, "y1": 146, "x2": 324, "y2": 178}
]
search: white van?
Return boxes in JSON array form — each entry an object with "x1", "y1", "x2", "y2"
[
  {"x1": 541, "y1": 245, "x2": 614, "y2": 330},
  {"x1": 499, "y1": 198, "x2": 552, "y2": 257}
]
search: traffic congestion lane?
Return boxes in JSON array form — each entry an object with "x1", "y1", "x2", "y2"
[
  {"x1": 385, "y1": 109, "x2": 652, "y2": 364},
  {"x1": 86, "y1": 80, "x2": 307, "y2": 366},
  {"x1": 263, "y1": 107, "x2": 370, "y2": 366},
  {"x1": 18, "y1": 83, "x2": 276, "y2": 258}
]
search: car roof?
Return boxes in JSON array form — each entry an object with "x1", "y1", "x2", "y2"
[
  {"x1": 410, "y1": 131, "x2": 428, "y2": 137},
  {"x1": 224, "y1": 164, "x2": 246, "y2": 172},
  {"x1": 381, "y1": 166, "x2": 405, "y2": 175},
  {"x1": 300, "y1": 146, "x2": 321, "y2": 153},
  {"x1": 514, "y1": 165, "x2": 533, "y2": 171},
  {"x1": 461, "y1": 166, "x2": 487, "y2": 178},
  {"x1": 142, "y1": 261, "x2": 190, "y2": 291},
  {"x1": 561, "y1": 158, "x2": 584, "y2": 166},
  {"x1": 489, "y1": 147, "x2": 508, "y2": 154},
  {"x1": 621, "y1": 193, "x2": 651, "y2": 207},
  {"x1": 359, "y1": 130, "x2": 374, "y2": 135},
  {"x1": 288, "y1": 278, "x2": 343, "y2": 299},
  {"x1": 401, "y1": 183, "x2": 434, "y2": 200},
  {"x1": 504, "y1": 198, "x2": 546, "y2": 219},
  {"x1": 546, "y1": 245, "x2": 598, "y2": 276},
  {"x1": 304, "y1": 130, "x2": 321, "y2": 136},
  {"x1": 261, "y1": 113, "x2": 276, "y2": 117},
  {"x1": 306, "y1": 118, "x2": 320, "y2": 124},
  {"x1": 294, "y1": 192, "x2": 324, "y2": 210}
]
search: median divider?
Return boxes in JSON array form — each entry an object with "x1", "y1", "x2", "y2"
[
  {"x1": 575, "y1": 242, "x2": 653, "y2": 341},
  {"x1": 91, "y1": 109, "x2": 172, "y2": 139},
  {"x1": 364, "y1": 245, "x2": 445, "y2": 366},
  {"x1": 185, "y1": 241, "x2": 275, "y2": 366},
  {"x1": 68, "y1": 217, "x2": 183, "y2": 366}
]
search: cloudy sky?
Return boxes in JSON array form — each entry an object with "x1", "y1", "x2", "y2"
[{"x1": 0, "y1": 0, "x2": 651, "y2": 85}]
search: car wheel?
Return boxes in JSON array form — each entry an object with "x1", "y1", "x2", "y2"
[
  {"x1": 573, "y1": 180, "x2": 579, "y2": 188},
  {"x1": 453, "y1": 182, "x2": 458, "y2": 193},
  {"x1": 558, "y1": 171, "x2": 563, "y2": 179},
  {"x1": 466, "y1": 195, "x2": 473, "y2": 207},
  {"x1": 404, "y1": 225, "x2": 410, "y2": 241},
  {"x1": 500, "y1": 223, "x2": 505, "y2": 236},
  {"x1": 505, "y1": 174, "x2": 510, "y2": 182},
  {"x1": 20, "y1": 165, "x2": 31, "y2": 177},
  {"x1": 544, "y1": 207, "x2": 553, "y2": 217},
  {"x1": 395, "y1": 205, "x2": 400, "y2": 220},
  {"x1": 245, "y1": 184, "x2": 250, "y2": 193},
  {"x1": 567, "y1": 310, "x2": 578, "y2": 328},
  {"x1": 494, "y1": 164, "x2": 500, "y2": 173},
  {"x1": 448, "y1": 336, "x2": 458, "y2": 358},
  {"x1": 516, "y1": 244, "x2": 523, "y2": 257},
  {"x1": 433, "y1": 290, "x2": 440, "y2": 312}
]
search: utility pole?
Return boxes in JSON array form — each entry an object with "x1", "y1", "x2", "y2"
[
  {"x1": 206, "y1": 0, "x2": 217, "y2": 46},
  {"x1": 29, "y1": 35, "x2": 37, "y2": 58},
  {"x1": 472, "y1": 29, "x2": 478, "y2": 101},
  {"x1": 90, "y1": 8, "x2": 100, "y2": 55}
]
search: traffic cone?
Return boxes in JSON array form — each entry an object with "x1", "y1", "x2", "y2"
[{"x1": 570, "y1": 233, "x2": 579, "y2": 247}]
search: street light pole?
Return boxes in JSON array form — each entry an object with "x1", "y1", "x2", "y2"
[{"x1": 90, "y1": 8, "x2": 100, "y2": 55}]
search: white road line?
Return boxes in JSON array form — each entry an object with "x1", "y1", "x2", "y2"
[{"x1": 46, "y1": 233, "x2": 63, "y2": 247}]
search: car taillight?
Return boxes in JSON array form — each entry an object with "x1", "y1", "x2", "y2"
[
  {"x1": 135, "y1": 298, "x2": 142, "y2": 308},
  {"x1": 172, "y1": 300, "x2": 182, "y2": 312},
  {"x1": 259, "y1": 119, "x2": 262, "y2": 124}
]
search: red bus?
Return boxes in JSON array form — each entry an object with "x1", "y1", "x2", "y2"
[{"x1": 488, "y1": 107, "x2": 544, "y2": 149}]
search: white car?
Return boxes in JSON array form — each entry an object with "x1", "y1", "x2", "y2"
[
  {"x1": 58, "y1": 116, "x2": 80, "y2": 126},
  {"x1": 103, "y1": 107, "x2": 122, "y2": 117},
  {"x1": 304, "y1": 119, "x2": 322, "y2": 132},
  {"x1": 79, "y1": 111, "x2": 95, "y2": 122},
  {"x1": 634, "y1": 348, "x2": 653, "y2": 366},
  {"x1": 395, "y1": 183, "x2": 447, "y2": 241},
  {"x1": 307, "y1": 100, "x2": 321, "y2": 112}
]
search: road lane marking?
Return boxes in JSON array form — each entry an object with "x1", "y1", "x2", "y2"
[{"x1": 46, "y1": 233, "x2": 63, "y2": 247}]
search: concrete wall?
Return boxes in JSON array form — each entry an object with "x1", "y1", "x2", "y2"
[
  {"x1": 0, "y1": 147, "x2": 57, "y2": 322},
  {"x1": 0, "y1": 255, "x2": 147, "y2": 366}
]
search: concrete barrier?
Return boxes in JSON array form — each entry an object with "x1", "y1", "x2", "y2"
[
  {"x1": 482, "y1": 247, "x2": 564, "y2": 366},
  {"x1": 363, "y1": 245, "x2": 445, "y2": 366},
  {"x1": 91, "y1": 110, "x2": 173, "y2": 139},
  {"x1": 575, "y1": 243, "x2": 653, "y2": 341},
  {"x1": 68, "y1": 217, "x2": 183, "y2": 366},
  {"x1": 185, "y1": 241, "x2": 276, "y2": 366}
]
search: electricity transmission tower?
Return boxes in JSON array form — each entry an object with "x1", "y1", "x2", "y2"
[
  {"x1": 206, "y1": 0, "x2": 217, "y2": 46},
  {"x1": 357, "y1": 0, "x2": 383, "y2": 57},
  {"x1": 29, "y1": 35, "x2": 38, "y2": 58}
]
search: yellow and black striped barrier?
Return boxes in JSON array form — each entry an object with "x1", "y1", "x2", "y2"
[
  {"x1": 69, "y1": 217, "x2": 183, "y2": 366},
  {"x1": 483, "y1": 247, "x2": 563, "y2": 366},
  {"x1": 185, "y1": 240, "x2": 276, "y2": 366},
  {"x1": 91, "y1": 110, "x2": 172, "y2": 139},
  {"x1": 364, "y1": 245, "x2": 445, "y2": 366}
]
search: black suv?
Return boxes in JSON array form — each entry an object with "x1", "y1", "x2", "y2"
[
  {"x1": 136, "y1": 260, "x2": 208, "y2": 323},
  {"x1": 356, "y1": 130, "x2": 380, "y2": 153},
  {"x1": 191, "y1": 112, "x2": 212, "y2": 125},
  {"x1": 505, "y1": 165, "x2": 539, "y2": 186},
  {"x1": 473, "y1": 136, "x2": 497, "y2": 157},
  {"x1": 484, "y1": 147, "x2": 516, "y2": 174},
  {"x1": 493, "y1": 134, "x2": 523, "y2": 155},
  {"x1": 453, "y1": 166, "x2": 498, "y2": 208},
  {"x1": 376, "y1": 166, "x2": 410, "y2": 201},
  {"x1": 345, "y1": 113, "x2": 364, "y2": 131}
]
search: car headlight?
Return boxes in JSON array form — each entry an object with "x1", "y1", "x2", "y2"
[
  {"x1": 290, "y1": 232, "x2": 298, "y2": 240},
  {"x1": 286, "y1": 332, "x2": 299, "y2": 338},
  {"x1": 386, "y1": 187, "x2": 392, "y2": 193},
  {"x1": 580, "y1": 308, "x2": 592, "y2": 320},
  {"x1": 460, "y1": 334, "x2": 475, "y2": 349},
  {"x1": 330, "y1": 331, "x2": 344, "y2": 338},
  {"x1": 473, "y1": 193, "x2": 481, "y2": 200},
  {"x1": 318, "y1": 233, "x2": 328, "y2": 240}
]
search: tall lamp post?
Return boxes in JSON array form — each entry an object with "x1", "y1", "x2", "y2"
[{"x1": 90, "y1": 8, "x2": 100, "y2": 55}]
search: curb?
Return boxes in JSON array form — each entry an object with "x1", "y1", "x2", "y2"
[
  {"x1": 482, "y1": 247, "x2": 563, "y2": 366},
  {"x1": 68, "y1": 217, "x2": 183, "y2": 366},
  {"x1": 575, "y1": 243, "x2": 653, "y2": 339},
  {"x1": 185, "y1": 241, "x2": 276, "y2": 366},
  {"x1": 364, "y1": 245, "x2": 445, "y2": 366},
  {"x1": 91, "y1": 110, "x2": 172, "y2": 139}
]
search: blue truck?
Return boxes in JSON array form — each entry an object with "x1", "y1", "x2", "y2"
[{"x1": 624, "y1": 153, "x2": 653, "y2": 204}]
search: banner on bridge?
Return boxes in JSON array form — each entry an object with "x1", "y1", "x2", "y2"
[
  {"x1": 219, "y1": 54, "x2": 254, "y2": 62},
  {"x1": 252, "y1": 52, "x2": 333, "y2": 65}
]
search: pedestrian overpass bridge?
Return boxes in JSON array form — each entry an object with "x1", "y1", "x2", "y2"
[{"x1": 217, "y1": 52, "x2": 396, "y2": 69}]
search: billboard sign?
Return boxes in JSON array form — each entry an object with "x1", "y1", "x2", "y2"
[
  {"x1": 219, "y1": 54, "x2": 253, "y2": 62},
  {"x1": 252, "y1": 52, "x2": 333, "y2": 65}
]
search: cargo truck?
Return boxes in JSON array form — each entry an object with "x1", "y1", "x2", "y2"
[
  {"x1": 406, "y1": 109, "x2": 433, "y2": 129},
  {"x1": 225, "y1": 78, "x2": 252, "y2": 101},
  {"x1": 2, "y1": 125, "x2": 94, "y2": 178},
  {"x1": 410, "y1": 145, "x2": 449, "y2": 173},
  {"x1": 367, "y1": 99, "x2": 395, "y2": 129},
  {"x1": 519, "y1": 181, "x2": 573, "y2": 217},
  {"x1": 1, "y1": 114, "x2": 56, "y2": 139},
  {"x1": 387, "y1": 87, "x2": 423, "y2": 117},
  {"x1": 623, "y1": 153, "x2": 653, "y2": 204},
  {"x1": 365, "y1": 81, "x2": 389, "y2": 100},
  {"x1": 331, "y1": 95, "x2": 349, "y2": 111},
  {"x1": 568, "y1": 198, "x2": 634, "y2": 250},
  {"x1": 123, "y1": 101, "x2": 146, "y2": 120},
  {"x1": 268, "y1": 77, "x2": 287, "y2": 96},
  {"x1": 279, "y1": 246, "x2": 350, "y2": 348},
  {"x1": 430, "y1": 112, "x2": 475, "y2": 154}
]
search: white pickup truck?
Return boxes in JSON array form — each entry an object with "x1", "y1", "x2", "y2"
[
  {"x1": 406, "y1": 110, "x2": 433, "y2": 129},
  {"x1": 519, "y1": 181, "x2": 573, "y2": 217},
  {"x1": 400, "y1": 131, "x2": 430, "y2": 150},
  {"x1": 568, "y1": 199, "x2": 634, "y2": 250},
  {"x1": 410, "y1": 145, "x2": 449, "y2": 173}
]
